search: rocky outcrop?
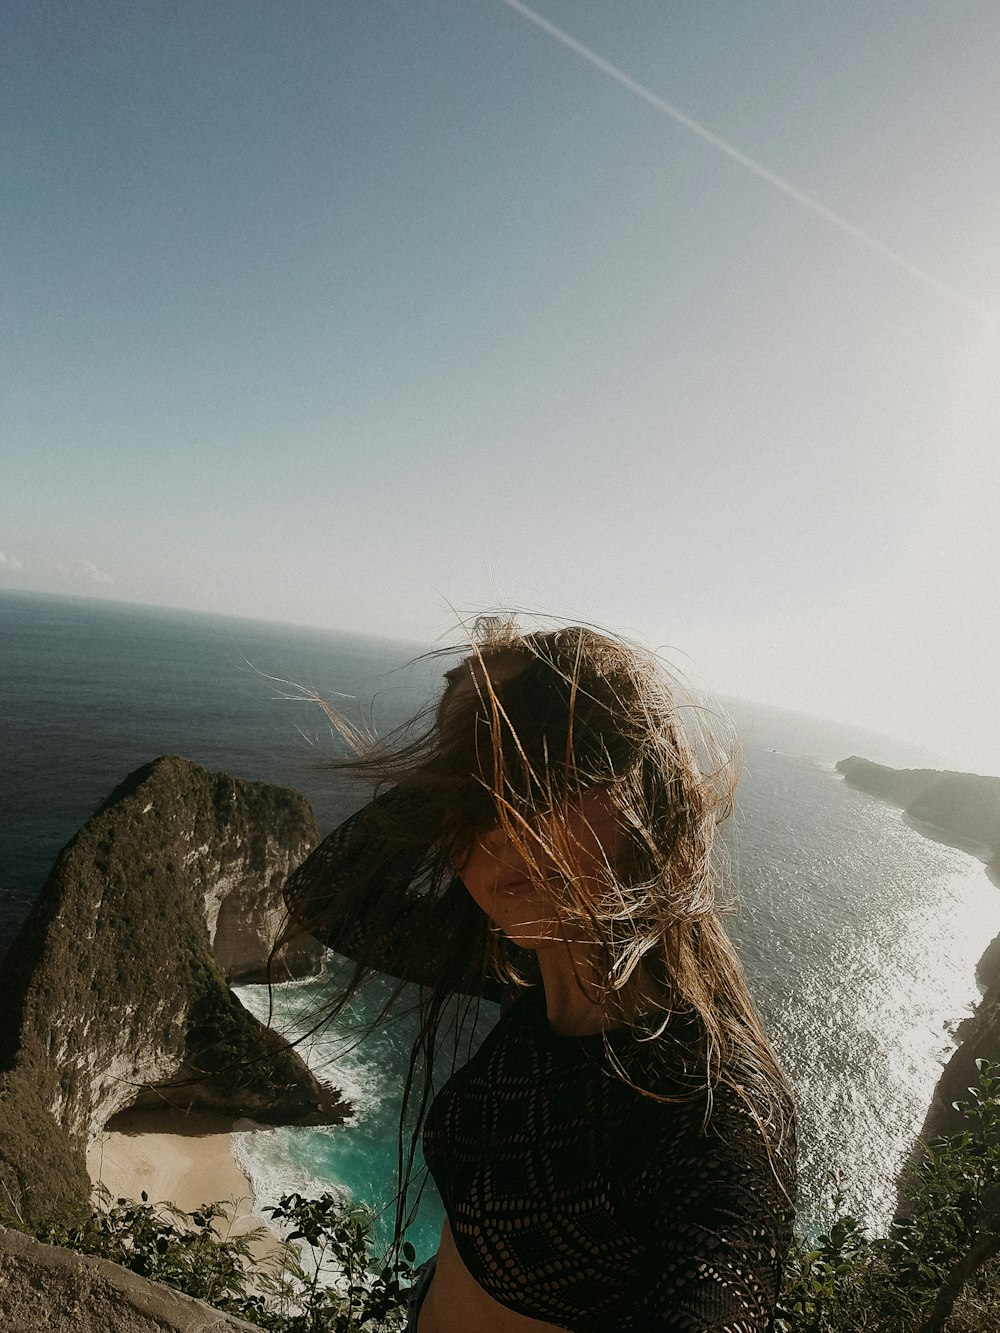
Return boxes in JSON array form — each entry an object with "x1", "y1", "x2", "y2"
[
  {"x1": 978, "y1": 932, "x2": 1000, "y2": 993},
  {"x1": 0, "y1": 1224, "x2": 263, "y2": 1332},
  {"x1": 919, "y1": 985, "x2": 1000, "y2": 1142},
  {"x1": 836, "y1": 757, "x2": 1000, "y2": 876},
  {"x1": 0, "y1": 757, "x2": 346, "y2": 1230}
]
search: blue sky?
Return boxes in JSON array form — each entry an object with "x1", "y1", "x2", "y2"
[{"x1": 3, "y1": 1, "x2": 999, "y2": 770}]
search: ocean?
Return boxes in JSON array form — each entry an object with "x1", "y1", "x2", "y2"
[{"x1": 2, "y1": 588, "x2": 998, "y2": 1259}]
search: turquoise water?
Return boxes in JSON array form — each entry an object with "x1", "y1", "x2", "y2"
[
  {"x1": 2, "y1": 589, "x2": 998, "y2": 1256},
  {"x1": 234, "y1": 964, "x2": 478, "y2": 1259}
]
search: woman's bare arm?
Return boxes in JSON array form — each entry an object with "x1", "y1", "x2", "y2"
[{"x1": 282, "y1": 789, "x2": 503, "y2": 999}]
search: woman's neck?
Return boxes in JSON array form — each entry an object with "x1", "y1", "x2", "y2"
[{"x1": 535, "y1": 942, "x2": 609, "y2": 1036}]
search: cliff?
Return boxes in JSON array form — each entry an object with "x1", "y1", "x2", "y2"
[
  {"x1": 0, "y1": 756, "x2": 346, "y2": 1230},
  {"x1": 836, "y1": 756, "x2": 1000, "y2": 877}
]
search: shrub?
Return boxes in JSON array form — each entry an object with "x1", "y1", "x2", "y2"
[
  {"x1": 34, "y1": 1184, "x2": 416, "y2": 1332},
  {"x1": 36, "y1": 1185, "x2": 266, "y2": 1311},
  {"x1": 777, "y1": 1061, "x2": 1000, "y2": 1332}
]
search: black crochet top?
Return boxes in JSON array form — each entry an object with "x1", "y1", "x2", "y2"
[
  {"x1": 423, "y1": 986, "x2": 793, "y2": 1332},
  {"x1": 283, "y1": 796, "x2": 796, "y2": 1332}
]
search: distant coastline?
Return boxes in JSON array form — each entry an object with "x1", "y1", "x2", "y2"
[
  {"x1": 837, "y1": 755, "x2": 1000, "y2": 1151},
  {"x1": 836, "y1": 755, "x2": 1000, "y2": 889}
]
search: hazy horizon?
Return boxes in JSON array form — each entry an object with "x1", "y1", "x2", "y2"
[{"x1": 0, "y1": 585, "x2": 971, "y2": 776}]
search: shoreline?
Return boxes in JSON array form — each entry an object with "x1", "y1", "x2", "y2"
[
  {"x1": 86, "y1": 1108, "x2": 282, "y2": 1262},
  {"x1": 900, "y1": 810, "x2": 997, "y2": 870},
  {"x1": 835, "y1": 757, "x2": 1000, "y2": 892}
]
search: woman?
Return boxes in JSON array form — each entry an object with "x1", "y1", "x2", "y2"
[{"x1": 282, "y1": 621, "x2": 796, "y2": 1332}]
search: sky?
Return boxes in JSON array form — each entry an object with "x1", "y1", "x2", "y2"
[{"x1": 3, "y1": 0, "x2": 999, "y2": 773}]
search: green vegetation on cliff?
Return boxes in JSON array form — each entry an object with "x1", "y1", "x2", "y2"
[
  {"x1": 28, "y1": 1187, "x2": 416, "y2": 1332},
  {"x1": 777, "y1": 1062, "x2": 1000, "y2": 1332}
]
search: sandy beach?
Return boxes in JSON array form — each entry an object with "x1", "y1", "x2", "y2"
[{"x1": 86, "y1": 1109, "x2": 281, "y2": 1261}]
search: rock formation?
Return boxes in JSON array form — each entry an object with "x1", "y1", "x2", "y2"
[
  {"x1": 919, "y1": 985, "x2": 1000, "y2": 1141},
  {"x1": 0, "y1": 756, "x2": 346, "y2": 1230}
]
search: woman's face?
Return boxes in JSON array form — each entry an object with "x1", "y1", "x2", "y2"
[
  {"x1": 441, "y1": 652, "x2": 621, "y2": 950},
  {"x1": 453, "y1": 791, "x2": 620, "y2": 952}
]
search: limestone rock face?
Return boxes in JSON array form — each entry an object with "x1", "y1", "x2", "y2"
[
  {"x1": 0, "y1": 1225, "x2": 263, "y2": 1333},
  {"x1": 164, "y1": 764, "x2": 324, "y2": 985},
  {"x1": 0, "y1": 756, "x2": 346, "y2": 1229}
]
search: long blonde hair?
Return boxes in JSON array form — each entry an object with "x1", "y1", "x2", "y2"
[{"x1": 281, "y1": 618, "x2": 793, "y2": 1240}]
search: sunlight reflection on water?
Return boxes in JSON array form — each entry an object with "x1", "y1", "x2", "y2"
[{"x1": 731, "y1": 754, "x2": 1000, "y2": 1233}]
